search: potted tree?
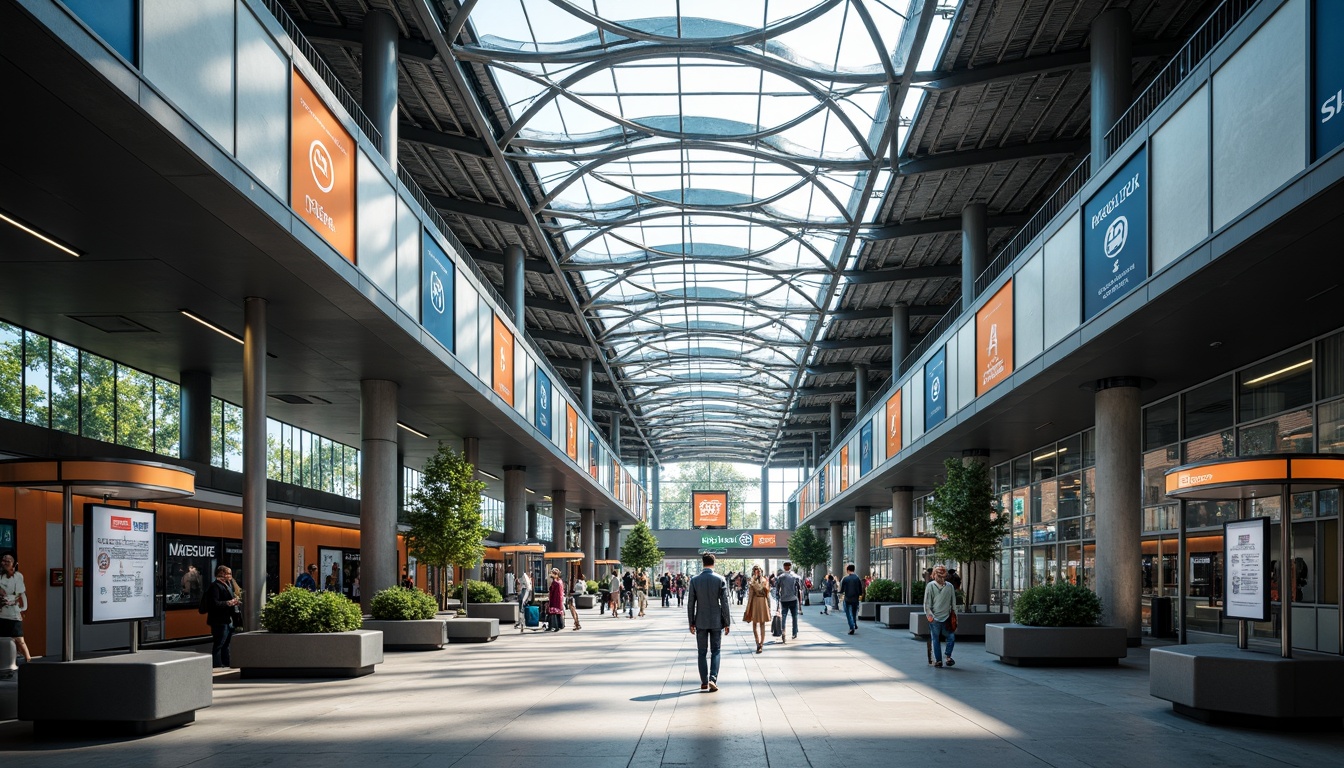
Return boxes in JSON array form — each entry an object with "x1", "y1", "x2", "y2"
[
  {"x1": 985, "y1": 583, "x2": 1128, "y2": 666},
  {"x1": 231, "y1": 588, "x2": 382, "y2": 677},
  {"x1": 363, "y1": 586, "x2": 446, "y2": 650},
  {"x1": 786, "y1": 524, "x2": 830, "y2": 606},
  {"x1": 619, "y1": 521, "x2": 664, "y2": 603},
  {"x1": 405, "y1": 442, "x2": 487, "y2": 611}
]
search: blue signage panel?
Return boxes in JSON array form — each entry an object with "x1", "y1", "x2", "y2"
[
  {"x1": 535, "y1": 370, "x2": 552, "y2": 438},
  {"x1": 925, "y1": 348, "x2": 947, "y2": 428},
  {"x1": 818, "y1": 467, "x2": 827, "y2": 504},
  {"x1": 1315, "y1": 0, "x2": 1344, "y2": 160},
  {"x1": 859, "y1": 422, "x2": 873, "y2": 476},
  {"x1": 1083, "y1": 147, "x2": 1148, "y2": 320},
  {"x1": 421, "y1": 234, "x2": 455, "y2": 351}
]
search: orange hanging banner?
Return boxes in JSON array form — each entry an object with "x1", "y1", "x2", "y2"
[
  {"x1": 290, "y1": 70, "x2": 356, "y2": 263},
  {"x1": 492, "y1": 315, "x2": 515, "y2": 406},
  {"x1": 885, "y1": 389, "x2": 902, "y2": 458},
  {"x1": 976, "y1": 280, "x2": 1015, "y2": 396},
  {"x1": 692, "y1": 490, "x2": 728, "y2": 528}
]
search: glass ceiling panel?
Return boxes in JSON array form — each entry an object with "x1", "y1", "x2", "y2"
[{"x1": 468, "y1": 0, "x2": 959, "y2": 461}]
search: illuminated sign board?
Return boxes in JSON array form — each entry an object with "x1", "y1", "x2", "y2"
[
  {"x1": 976, "y1": 280, "x2": 1014, "y2": 396},
  {"x1": 693, "y1": 490, "x2": 728, "y2": 528},
  {"x1": 1083, "y1": 147, "x2": 1148, "y2": 320},
  {"x1": 291, "y1": 70, "x2": 355, "y2": 262}
]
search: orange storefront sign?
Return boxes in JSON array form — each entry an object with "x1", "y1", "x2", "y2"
[
  {"x1": 1165, "y1": 458, "x2": 1290, "y2": 496},
  {"x1": 291, "y1": 70, "x2": 355, "y2": 263},
  {"x1": 565, "y1": 404, "x2": 578, "y2": 460},
  {"x1": 976, "y1": 280, "x2": 1014, "y2": 396},
  {"x1": 840, "y1": 445, "x2": 850, "y2": 491},
  {"x1": 693, "y1": 491, "x2": 728, "y2": 528},
  {"x1": 753, "y1": 534, "x2": 777, "y2": 547},
  {"x1": 885, "y1": 389, "x2": 901, "y2": 458},
  {"x1": 492, "y1": 315, "x2": 515, "y2": 406}
]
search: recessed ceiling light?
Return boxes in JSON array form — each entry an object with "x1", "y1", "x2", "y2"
[
  {"x1": 0, "y1": 210, "x2": 80, "y2": 258},
  {"x1": 397, "y1": 422, "x2": 429, "y2": 439}
]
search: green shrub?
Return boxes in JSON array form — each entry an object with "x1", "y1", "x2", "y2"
[
  {"x1": 863, "y1": 579, "x2": 902, "y2": 602},
  {"x1": 369, "y1": 586, "x2": 438, "y2": 621},
  {"x1": 260, "y1": 586, "x2": 363, "y2": 633},
  {"x1": 586, "y1": 580, "x2": 600, "y2": 595},
  {"x1": 910, "y1": 580, "x2": 926, "y2": 605},
  {"x1": 1013, "y1": 583, "x2": 1102, "y2": 627},
  {"x1": 450, "y1": 579, "x2": 503, "y2": 603},
  {"x1": 455, "y1": 608, "x2": 467, "y2": 617}
]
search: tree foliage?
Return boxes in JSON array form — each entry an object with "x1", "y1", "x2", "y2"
[
  {"x1": 786, "y1": 524, "x2": 830, "y2": 579},
  {"x1": 925, "y1": 457, "x2": 1008, "y2": 610},
  {"x1": 659, "y1": 461, "x2": 760, "y2": 529},
  {"x1": 619, "y1": 520, "x2": 664, "y2": 571},
  {"x1": 404, "y1": 442, "x2": 487, "y2": 607}
]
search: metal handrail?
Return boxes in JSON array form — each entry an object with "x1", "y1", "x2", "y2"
[{"x1": 973, "y1": 156, "x2": 1091, "y2": 296}]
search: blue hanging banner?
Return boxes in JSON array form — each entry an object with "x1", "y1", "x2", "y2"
[
  {"x1": 535, "y1": 370, "x2": 552, "y2": 438},
  {"x1": 1083, "y1": 147, "x2": 1148, "y2": 320},
  {"x1": 859, "y1": 421, "x2": 873, "y2": 476},
  {"x1": 925, "y1": 347, "x2": 947, "y2": 428},
  {"x1": 1315, "y1": 0, "x2": 1344, "y2": 160},
  {"x1": 421, "y1": 233, "x2": 454, "y2": 351}
]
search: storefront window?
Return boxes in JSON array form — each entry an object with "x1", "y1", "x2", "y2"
[
  {"x1": 1184, "y1": 430, "x2": 1234, "y2": 462},
  {"x1": 1032, "y1": 445, "x2": 1057, "y2": 481},
  {"x1": 1057, "y1": 473, "x2": 1080, "y2": 519},
  {"x1": 1142, "y1": 447, "x2": 1179, "y2": 506},
  {"x1": 1238, "y1": 346, "x2": 1312, "y2": 422},
  {"x1": 1012, "y1": 456, "x2": 1030, "y2": 488},
  {"x1": 1317, "y1": 330, "x2": 1344, "y2": 400},
  {"x1": 1238, "y1": 409, "x2": 1313, "y2": 455},
  {"x1": 1144, "y1": 397, "x2": 1178, "y2": 450},
  {"x1": 1185, "y1": 500, "x2": 1237, "y2": 529},
  {"x1": 1183, "y1": 376, "x2": 1233, "y2": 438},
  {"x1": 163, "y1": 535, "x2": 218, "y2": 610},
  {"x1": 1319, "y1": 399, "x2": 1344, "y2": 454}
]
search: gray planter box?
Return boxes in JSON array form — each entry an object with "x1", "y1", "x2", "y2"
[
  {"x1": 985, "y1": 623, "x2": 1128, "y2": 666},
  {"x1": 1150, "y1": 644, "x2": 1344, "y2": 722},
  {"x1": 858, "y1": 601, "x2": 901, "y2": 621},
  {"x1": 878, "y1": 604, "x2": 922, "y2": 628},
  {"x1": 231, "y1": 629, "x2": 384, "y2": 678},
  {"x1": 574, "y1": 594, "x2": 596, "y2": 609},
  {"x1": 18, "y1": 650, "x2": 212, "y2": 735},
  {"x1": 909, "y1": 612, "x2": 1011, "y2": 640},
  {"x1": 362, "y1": 619, "x2": 447, "y2": 651},
  {"x1": 466, "y1": 602, "x2": 519, "y2": 624},
  {"x1": 446, "y1": 618, "x2": 499, "y2": 643}
]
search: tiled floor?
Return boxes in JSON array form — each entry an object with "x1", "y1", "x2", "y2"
[{"x1": 2, "y1": 600, "x2": 1342, "y2": 767}]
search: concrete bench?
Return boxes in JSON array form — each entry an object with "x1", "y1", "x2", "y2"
[
  {"x1": 574, "y1": 594, "x2": 597, "y2": 609},
  {"x1": 445, "y1": 618, "x2": 499, "y2": 643},
  {"x1": 231, "y1": 629, "x2": 384, "y2": 678},
  {"x1": 363, "y1": 619, "x2": 448, "y2": 650},
  {"x1": 467, "y1": 602, "x2": 519, "y2": 624},
  {"x1": 879, "y1": 605, "x2": 922, "y2": 628},
  {"x1": 985, "y1": 624, "x2": 1128, "y2": 666},
  {"x1": 1150, "y1": 644, "x2": 1344, "y2": 724},
  {"x1": 909, "y1": 612, "x2": 1012, "y2": 640},
  {"x1": 858, "y1": 602, "x2": 899, "y2": 621},
  {"x1": 18, "y1": 651, "x2": 212, "y2": 735}
]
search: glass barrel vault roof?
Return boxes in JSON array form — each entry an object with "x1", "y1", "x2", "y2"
[{"x1": 466, "y1": 1, "x2": 955, "y2": 463}]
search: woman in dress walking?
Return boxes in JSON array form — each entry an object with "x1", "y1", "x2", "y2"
[
  {"x1": 742, "y1": 565, "x2": 772, "y2": 654},
  {"x1": 546, "y1": 568, "x2": 565, "y2": 631}
]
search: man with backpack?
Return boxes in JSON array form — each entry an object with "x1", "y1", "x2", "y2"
[{"x1": 774, "y1": 562, "x2": 803, "y2": 643}]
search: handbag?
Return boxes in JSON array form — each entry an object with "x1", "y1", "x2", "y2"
[
  {"x1": 771, "y1": 614, "x2": 783, "y2": 637},
  {"x1": 948, "y1": 611, "x2": 958, "y2": 633}
]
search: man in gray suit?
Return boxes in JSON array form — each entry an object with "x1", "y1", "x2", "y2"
[{"x1": 687, "y1": 553, "x2": 731, "y2": 692}]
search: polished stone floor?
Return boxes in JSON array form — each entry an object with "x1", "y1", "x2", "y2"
[{"x1": 2, "y1": 598, "x2": 1342, "y2": 767}]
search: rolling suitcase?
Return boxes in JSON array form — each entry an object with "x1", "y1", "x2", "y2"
[
  {"x1": 771, "y1": 614, "x2": 783, "y2": 638},
  {"x1": 524, "y1": 604, "x2": 540, "y2": 628}
]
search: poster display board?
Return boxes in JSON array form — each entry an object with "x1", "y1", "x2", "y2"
[
  {"x1": 492, "y1": 315, "x2": 515, "y2": 406},
  {"x1": 1223, "y1": 516, "x2": 1270, "y2": 622},
  {"x1": 885, "y1": 389, "x2": 901, "y2": 458},
  {"x1": 1314, "y1": 0, "x2": 1344, "y2": 159},
  {"x1": 925, "y1": 347, "x2": 947, "y2": 428},
  {"x1": 565, "y1": 403, "x2": 578, "y2": 460},
  {"x1": 839, "y1": 446, "x2": 850, "y2": 492},
  {"x1": 1083, "y1": 147, "x2": 1147, "y2": 320},
  {"x1": 291, "y1": 70, "x2": 355, "y2": 262},
  {"x1": 976, "y1": 280, "x2": 1014, "y2": 396},
  {"x1": 859, "y1": 421, "x2": 873, "y2": 476},
  {"x1": 535, "y1": 370, "x2": 552, "y2": 437},
  {"x1": 422, "y1": 235, "x2": 455, "y2": 350},
  {"x1": 84, "y1": 504, "x2": 155, "y2": 624},
  {"x1": 693, "y1": 490, "x2": 729, "y2": 528}
]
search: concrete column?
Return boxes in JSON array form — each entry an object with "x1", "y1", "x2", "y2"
[
  {"x1": 811, "y1": 432, "x2": 820, "y2": 471},
  {"x1": 527, "y1": 504, "x2": 538, "y2": 539},
  {"x1": 179, "y1": 370, "x2": 213, "y2": 465},
  {"x1": 503, "y1": 244, "x2": 525, "y2": 324},
  {"x1": 580, "y1": 358, "x2": 593, "y2": 420},
  {"x1": 830, "y1": 400, "x2": 841, "y2": 446},
  {"x1": 892, "y1": 486, "x2": 913, "y2": 593},
  {"x1": 854, "y1": 507, "x2": 872, "y2": 580},
  {"x1": 503, "y1": 466, "x2": 526, "y2": 542},
  {"x1": 891, "y1": 305, "x2": 910, "y2": 379},
  {"x1": 830, "y1": 520, "x2": 845, "y2": 582},
  {"x1": 611, "y1": 413, "x2": 622, "y2": 458},
  {"x1": 361, "y1": 9, "x2": 398, "y2": 165},
  {"x1": 608, "y1": 520, "x2": 622, "y2": 561},
  {"x1": 242, "y1": 299, "x2": 267, "y2": 631},
  {"x1": 580, "y1": 509, "x2": 596, "y2": 581},
  {"x1": 360, "y1": 379, "x2": 399, "y2": 613},
  {"x1": 787, "y1": 499, "x2": 797, "y2": 529},
  {"x1": 1091, "y1": 8, "x2": 1133, "y2": 165},
  {"x1": 595, "y1": 522, "x2": 604, "y2": 562},
  {"x1": 962, "y1": 203, "x2": 988, "y2": 310},
  {"x1": 463, "y1": 437, "x2": 480, "y2": 476},
  {"x1": 1094, "y1": 379, "x2": 1142, "y2": 645},
  {"x1": 550, "y1": 489, "x2": 567, "y2": 552},
  {"x1": 651, "y1": 468, "x2": 661, "y2": 529},
  {"x1": 854, "y1": 364, "x2": 868, "y2": 412},
  {"x1": 760, "y1": 465, "x2": 771, "y2": 530}
]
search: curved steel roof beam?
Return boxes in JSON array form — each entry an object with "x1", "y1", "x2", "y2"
[
  {"x1": 609, "y1": 333, "x2": 802, "y2": 365},
  {"x1": 508, "y1": 134, "x2": 880, "y2": 169},
  {"x1": 595, "y1": 301, "x2": 813, "y2": 343},
  {"x1": 543, "y1": 179, "x2": 848, "y2": 228},
  {"x1": 581, "y1": 263, "x2": 826, "y2": 312},
  {"x1": 554, "y1": 209, "x2": 844, "y2": 264},
  {"x1": 589, "y1": 287, "x2": 817, "y2": 315},
  {"x1": 620, "y1": 362, "x2": 799, "y2": 392},
  {"x1": 546, "y1": 1, "x2": 841, "y2": 50},
  {"x1": 563, "y1": 239, "x2": 825, "y2": 269},
  {"x1": 618, "y1": 350, "x2": 799, "y2": 376}
]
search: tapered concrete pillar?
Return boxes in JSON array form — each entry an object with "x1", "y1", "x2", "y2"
[
  {"x1": 550, "y1": 489, "x2": 568, "y2": 552},
  {"x1": 891, "y1": 486, "x2": 913, "y2": 592},
  {"x1": 503, "y1": 244, "x2": 525, "y2": 323},
  {"x1": 580, "y1": 509, "x2": 596, "y2": 581},
  {"x1": 760, "y1": 465, "x2": 771, "y2": 530},
  {"x1": 608, "y1": 520, "x2": 622, "y2": 561},
  {"x1": 504, "y1": 466, "x2": 526, "y2": 542},
  {"x1": 242, "y1": 298, "x2": 267, "y2": 630},
  {"x1": 854, "y1": 364, "x2": 868, "y2": 412},
  {"x1": 361, "y1": 9, "x2": 398, "y2": 164},
  {"x1": 891, "y1": 305, "x2": 910, "y2": 379},
  {"x1": 830, "y1": 520, "x2": 845, "y2": 582},
  {"x1": 1091, "y1": 8, "x2": 1133, "y2": 165},
  {"x1": 1094, "y1": 378, "x2": 1142, "y2": 645},
  {"x1": 580, "y1": 358, "x2": 593, "y2": 420},
  {"x1": 179, "y1": 370, "x2": 213, "y2": 465},
  {"x1": 830, "y1": 401, "x2": 841, "y2": 446},
  {"x1": 962, "y1": 203, "x2": 988, "y2": 310},
  {"x1": 854, "y1": 507, "x2": 871, "y2": 579},
  {"x1": 360, "y1": 379, "x2": 399, "y2": 613}
]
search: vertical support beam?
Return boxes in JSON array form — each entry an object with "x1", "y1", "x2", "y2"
[
  {"x1": 830, "y1": 520, "x2": 845, "y2": 583},
  {"x1": 580, "y1": 358, "x2": 593, "y2": 420},
  {"x1": 1280, "y1": 486, "x2": 1293, "y2": 658},
  {"x1": 550, "y1": 489, "x2": 567, "y2": 553},
  {"x1": 1094, "y1": 378, "x2": 1142, "y2": 646},
  {"x1": 595, "y1": 522, "x2": 604, "y2": 564},
  {"x1": 962, "y1": 203, "x2": 988, "y2": 310},
  {"x1": 62, "y1": 485, "x2": 73, "y2": 661},
  {"x1": 178, "y1": 370, "x2": 213, "y2": 465},
  {"x1": 891, "y1": 305, "x2": 910, "y2": 380},
  {"x1": 580, "y1": 509, "x2": 596, "y2": 582},
  {"x1": 760, "y1": 465, "x2": 771, "y2": 530},
  {"x1": 527, "y1": 504, "x2": 538, "y2": 540},
  {"x1": 361, "y1": 9, "x2": 398, "y2": 165},
  {"x1": 503, "y1": 244, "x2": 525, "y2": 323},
  {"x1": 891, "y1": 486, "x2": 913, "y2": 599},
  {"x1": 608, "y1": 520, "x2": 622, "y2": 561},
  {"x1": 811, "y1": 432, "x2": 820, "y2": 471},
  {"x1": 854, "y1": 364, "x2": 868, "y2": 412},
  {"x1": 242, "y1": 298, "x2": 267, "y2": 631},
  {"x1": 787, "y1": 499, "x2": 797, "y2": 529},
  {"x1": 651, "y1": 467, "x2": 661, "y2": 530},
  {"x1": 854, "y1": 507, "x2": 871, "y2": 580},
  {"x1": 463, "y1": 437, "x2": 480, "y2": 476},
  {"x1": 504, "y1": 466, "x2": 526, "y2": 542},
  {"x1": 1091, "y1": 8, "x2": 1133, "y2": 165},
  {"x1": 830, "y1": 401, "x2": 841, "y2": 447},
  {"x1": 360, "y1": 379, "x2": 399, "y2": 613},
  {"x1": 612, "y1": 413, "x2": 622, "y2": 459}
]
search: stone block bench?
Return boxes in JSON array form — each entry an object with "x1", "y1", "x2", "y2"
[
  {"x1": 467, "y1": 602, "x2": 519, "y2": 625},
  {"x1": 1150, "y1": 643, "x2": 1344, "y2": 724},
  {"x1": 19, "y1": 650, "x2": 212, "y2": 735},
  {"x1": 232, "y1": 629, "x2": 384, "y2": 678},
  {"x1": 445, "y1": 618, "x2": 499, "y2": 643},
  {"x1": 879, "y1": 605, "x2": 922, "y2": 628},
  {"x1": 575, "y1": 594, "x2": 597, "y2": 609},
  {"x1": 858, "y1": 602, "x2": 901, "y2": 621},
  {"x1": 985, "y1": 624, "x2": 1128, "y2": 666},
  {"x1": 363, "y1": 619, "x2": 448, "y2": 650},
  {"x1": 909, "y1": 612, "x2": 1011, "y2": 640}
]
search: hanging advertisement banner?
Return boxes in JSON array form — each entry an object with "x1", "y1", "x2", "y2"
[
  {"x1": 422, "y1": 234, "x2": 454, "y2": 350},
  {"x1": 1083, "y1": 147, "x2": 1148, "y2": 320},
  {"x1": 290, "y1": 70, "x2": 355, "y2": 262},
  {"x1": 535, "y1": 370, "x2": 552, "y2": 438},
  {"x1": 84, "y1": 504, "x2": 155, "y2": 624},
  {"x1": 696, "y1": 531, "x2": 791, "y2": 549},
  {"x1": 565, "y1": 403, "x2": 578, "y2": 460},
  {"x1": 976, "y1": 280, "x2": 1014, "y2": 396},
  {"x1": 1314, "y1": 0, "x2": 1344, "y2": 160},
  {"x1": 818, "y1": 467, "x2": 827, "y2": 504},
  {"x1": 840, "y1": 446, "x2": 850, "y2": 492},
  {"x1": 1223, "y1": 516, "x2": 1270, "y2": 622},
  {"x1": 885, "y1": 389, "x2": 901, "y2": 458},
  {"x1": 492, "y1": 315, "x2": 515, "y2": 406},
  {"x1": 859, "y1": 421, "x2": 873, "y2": 476},
  {"x1": 693, "y1": 490, "x2": 728, "y2": 528},
  {"x1": 925, "y1": 347, "x2": 947, "y2": 428},
  {"x1": 589, "y1": 434, "x2": 599, "y2": 479}
]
